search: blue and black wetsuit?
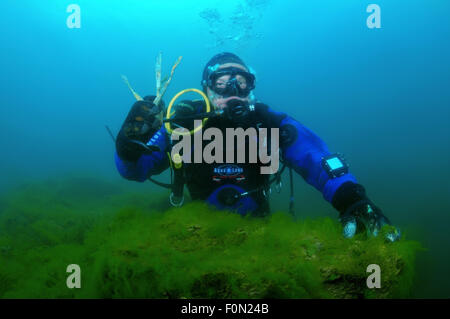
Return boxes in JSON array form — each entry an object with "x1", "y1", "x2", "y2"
[{"x1": 115, "y1": 99, "x2": 360, "y2": 217}]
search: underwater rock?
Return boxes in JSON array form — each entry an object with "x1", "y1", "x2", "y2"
[{"x1": 0, "y1": 180, "x2": 422, "y2": 298}]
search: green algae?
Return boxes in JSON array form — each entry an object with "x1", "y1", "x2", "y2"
[{"x1": 0, "y1": 178, "x2": 423, "y2": 298}]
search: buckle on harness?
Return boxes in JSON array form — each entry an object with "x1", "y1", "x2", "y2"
[{"x1": 169, "y1": 192, "x2": 184, "y2": 207}]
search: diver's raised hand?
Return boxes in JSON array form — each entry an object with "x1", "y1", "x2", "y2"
[
  {"x1": 122, "y1": 97, "x2": 164, "y2": 139},
  {"x1": 340, "y1": 201, "x2": 401, "y2": 242},
  {"x1": 116, "y1": 96, "x2": 164, "y2": 161}
]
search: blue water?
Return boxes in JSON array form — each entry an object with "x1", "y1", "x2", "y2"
[{"x1": 0, "y1": 0, "x2": 449, "y2": 298}]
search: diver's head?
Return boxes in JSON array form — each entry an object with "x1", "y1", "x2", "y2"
[{"x1": 201, "y1": 52, "x2": 255, "y2": 111}]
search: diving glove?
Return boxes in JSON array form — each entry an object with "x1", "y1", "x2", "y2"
[
  {"x1": 332, "y1": 182, "x2": 401, "y2": 242},
  {"x1": 116, "y1": 96, "x2": 164, "y2": 161}
]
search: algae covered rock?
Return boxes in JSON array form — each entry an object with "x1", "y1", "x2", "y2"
[{"x1": 0, "y1": 180, "x2": 423, "y2": 298}]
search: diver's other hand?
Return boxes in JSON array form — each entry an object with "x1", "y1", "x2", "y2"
[
  {"x1": 339, "y1": 202, "x2": 401, "y2": 242},
  {"x1": 332, "y1": 182, "x2": 401, "y2": 242}
]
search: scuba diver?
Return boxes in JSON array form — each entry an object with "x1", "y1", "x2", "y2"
[{"x1": 114, "y1": 52, "x2": 400, "y2": 241}]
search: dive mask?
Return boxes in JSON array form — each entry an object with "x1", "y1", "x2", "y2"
[{"x1": 206, "y1": 67, "x2": 255, "y2": 98}]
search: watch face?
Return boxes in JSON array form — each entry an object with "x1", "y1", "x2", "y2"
[{"x1": 326, "y1": 157, "x2": 344, "y2": 171}]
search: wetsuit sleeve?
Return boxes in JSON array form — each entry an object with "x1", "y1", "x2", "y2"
[
  {"x1": 114, "y1": 126, "x2": 170, "y2": 182},
  {"x1": 267, "y1": 107, "x2": 358, "y2": 204}
]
